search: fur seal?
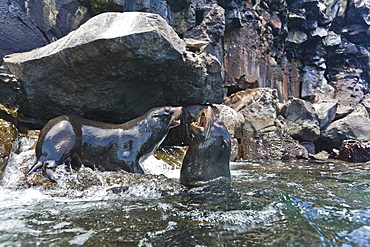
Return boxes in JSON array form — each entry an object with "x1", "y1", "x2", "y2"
[
  {"x1": 26, "y1": 106, "x2": 182, "y2": 181},
  {"x1": 180, "y1": 106, "x2": 231, "y2": 187}
]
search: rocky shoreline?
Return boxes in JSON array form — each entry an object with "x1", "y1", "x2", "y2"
[{"x1": 1, "y1": 0, "x2": 370, "y2": 177}]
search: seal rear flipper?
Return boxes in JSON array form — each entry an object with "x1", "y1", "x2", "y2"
[{"x1": 25, "y1": 161, "x2": 43, "y2": 177}]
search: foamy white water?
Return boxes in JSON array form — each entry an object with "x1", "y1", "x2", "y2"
[{"x1": 141, "y1": 155, "x2": 181, "y2": 179}]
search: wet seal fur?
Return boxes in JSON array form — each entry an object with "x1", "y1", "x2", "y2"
[
  {"x1": 27, "y1": 106, "x2": 182, "y2": 181},
  {"x1": 180, "y1": 106, "x2": 231, "y2": 187}
]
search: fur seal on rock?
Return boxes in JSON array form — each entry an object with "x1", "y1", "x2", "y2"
[
  {"x1": 180, "y1": 106, "x2": 231, "y2": 187},
  {"x1": 26, "y1": 106, "x2": 182, "y2": 181}
]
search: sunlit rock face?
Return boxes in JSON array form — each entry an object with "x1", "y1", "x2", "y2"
[
  {"x1": 224, "y1": 88, "x2": 279, "y2": 135},
  {"x1": 320, "y1": 104, "x2": 370, "y2": 150},
  {"x1": 224, "y1": 88, "x2": 308, "y2": 160},
  {"x1": 214, "y1": 104, "x2": 244, "y2": 162},
  {"x1": 280, "y1": 98, "x2": 320, "y2": 142},
  {"x1": 4, "y1": 12, "x2": 224, "y2": 123}
]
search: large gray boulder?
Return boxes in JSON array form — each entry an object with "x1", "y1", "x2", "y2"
[
  {"x1": 280, "y1": 98, "x2": 320, "y2": 142},
  {"x1": 4, "y1": 12, "x2": 224, "y2": 123},
  {"x1": 312, "y1": 102, "x2": 337, "y2": 129},
  {"x1": 224, "y1": 88, "x2": 279, "y2": 134},
  {"x1": 321, "y1": 104, "x2": 370, "y2": 148},
  {"x1": 225, "y1": 88, "x2": 308, "y2": 160},
  {"x1": 214, "y1": 104, "x2": 244, "y2": 161},
  {"x1": 241, "y1": 128, "x2": 308, "y2": 161}
]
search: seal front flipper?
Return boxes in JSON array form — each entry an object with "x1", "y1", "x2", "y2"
[
  {"x1": 25, "y1": 161, "x2": 43, "y2": 177},
  {"x1": 26, "y1": 160, "x2": 59, "y2": 182},
  {"x1": 125, "y1": 160, "x2": 144, "y2": 174},
  {"x1": 132, "y1": 163, "x2": 144, "y2": 174},
  {"x1": 41, "y1": 161, "x2": 59, "y2": 182}
]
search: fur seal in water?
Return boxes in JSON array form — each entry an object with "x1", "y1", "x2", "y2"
[
  {"x1": 26, "y1": 106, "x2": 182, "y2": 181},
  {"x1": 180, "y1": 106, "x2": 231, "y2": 187}
]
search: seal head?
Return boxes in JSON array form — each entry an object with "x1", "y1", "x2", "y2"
[{"x1": 180, "y1": 106, "x2": 231, "y2": 187}]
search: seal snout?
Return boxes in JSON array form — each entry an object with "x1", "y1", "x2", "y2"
[
  {"x1": 169, "y1": 106, "x2": 182, "y2": 128},
  {"x1": 180, "y1": 105, "x2": 231, "y2": 187},
  {"x1": 190, "y1": 106, "x2": 215, "y2": 133}
]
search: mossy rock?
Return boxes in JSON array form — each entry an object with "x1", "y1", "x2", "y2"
[
  {"x1": 90, "y1": 0, "x2": 124, "y2": 15},
  {"x1": 0, "y1": 119, "x2": 18, "y2": 178}
]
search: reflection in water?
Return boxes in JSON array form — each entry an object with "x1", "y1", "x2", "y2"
[{"x1": 0, "y1": 136, "x2": 369, "y2": 246}]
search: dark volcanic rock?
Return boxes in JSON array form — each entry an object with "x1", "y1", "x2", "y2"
[
  {"x1": 326, "y1": 39, "x2": 367, "y2": 117},
  {"x1": 0, "y1": 0, "x2": 48, "y2": 61},
  {"x1": 224, "y1": 88, "x2": 279, "y2": 134},
  {"x1": 320, "y1": 104, "x2": 370, "y2": 149},
  {"x1": 0, "y1": 65, "x2": 21, "y2": 110},
  {"x1": 0, "y1": 119, "x2": 18, "y2": 179},
  {"x1": 4, "y1": 12, "x2": 224, "y2": 123},
  {"x1": 280, "y1": 98, "x2": 320, "y2": 142},
  {"x1": 240, "y1": 127, "x2": 308, "y2": 160},
  {"x1": 183, "y1": 4, "x2": 225, "y2": 63},
  {"x1": 225, "y1": 88, "x2": 308, "y2": 160},
  {"x1": 25, "y1": 0, "x2": 90, "y2": 41},
  {"x1": 337, "y1": 140, "x2": 370, "y2": 163},
  {"x1": 224, "y1": 22, "x2": 270, "y2": 90}
]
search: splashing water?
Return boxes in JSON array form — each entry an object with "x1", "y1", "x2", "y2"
[{"x1": 0, "y1": 136, "x2": 369, "y2": 246}]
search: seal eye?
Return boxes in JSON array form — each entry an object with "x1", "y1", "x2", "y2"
[
  {"x1": 164, "y1": 107, "x2": 171, "y2": 115},
  {"x1": 153, "y1": 108, "x2": 172, "y2": 118}
]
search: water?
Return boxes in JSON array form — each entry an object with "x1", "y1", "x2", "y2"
[{"x1": 0, "y1": 136, "x2": 369, "y2": 246}]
